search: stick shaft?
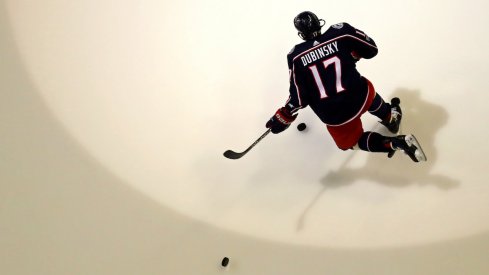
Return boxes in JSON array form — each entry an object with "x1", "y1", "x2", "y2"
[{"x1": 223, "y1": 129, "x2": 271, "y2": 159}]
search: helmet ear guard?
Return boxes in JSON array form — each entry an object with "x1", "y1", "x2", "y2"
[{"x1": 297, "y1": 32, "x2": 307, "y2": 40}]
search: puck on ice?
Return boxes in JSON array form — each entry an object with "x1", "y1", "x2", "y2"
[
  {"x1": 221, "y1": 257, "x2": 229, "y2": 267},
  {"x1": 297, "y1": 123, "x2": 307, "y2": 131}
]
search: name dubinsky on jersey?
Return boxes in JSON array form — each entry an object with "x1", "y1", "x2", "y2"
[{"x1": 286, "y1": 22, "x2": 378, "y2": 126}]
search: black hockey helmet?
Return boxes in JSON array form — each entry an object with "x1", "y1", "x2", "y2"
[{"x1": 294, "y1": 11, "x2": 325, "y2": 40}]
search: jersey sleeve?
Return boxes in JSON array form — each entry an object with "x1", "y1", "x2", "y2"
[
  {"x1": 285, "y1": 52, "x2": 308, "y2": 114},
  {"x1": 343, "y1": 23, "x2": 378, "y2": 59}
]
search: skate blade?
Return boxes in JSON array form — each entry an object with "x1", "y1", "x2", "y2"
[{"x1": 405, "y1": 134, "x2": 427, "y2": 162}]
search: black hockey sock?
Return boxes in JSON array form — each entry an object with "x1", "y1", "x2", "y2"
[
  {"x1": 357, "y1": 131, "x2": 392, "y2": 153},
  {"x1": 368, "y1": 94, "x2": 391, "y2": 121}
]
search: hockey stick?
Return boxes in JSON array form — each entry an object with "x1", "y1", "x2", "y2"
[{"x1": 223, "y1": 129, "x2": 271, "y2": 159}]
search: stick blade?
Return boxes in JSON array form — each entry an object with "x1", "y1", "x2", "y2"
[{"x1": 223, "y1": 150, "x2": 243, "y2": 160}]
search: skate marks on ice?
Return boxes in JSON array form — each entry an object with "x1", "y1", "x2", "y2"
[{"x1": 297, "y1": 89, "x2": 460, "y2": 232}]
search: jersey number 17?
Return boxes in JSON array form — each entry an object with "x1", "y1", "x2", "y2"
[{"x1": 308, "y1": 56, "x2": 345, "y2": 99}]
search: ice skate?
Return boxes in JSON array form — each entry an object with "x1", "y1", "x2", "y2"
[
  {"x1": 381, "y1": 97, "x2": 402, "y2": 134},
  {"x1": 387, "y1": 134, "x2": 427, "y2": 162}
]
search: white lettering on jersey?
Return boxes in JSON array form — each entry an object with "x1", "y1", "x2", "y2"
[{"x1": 300, "y1": 41, "x2": 339, "y2": 66}]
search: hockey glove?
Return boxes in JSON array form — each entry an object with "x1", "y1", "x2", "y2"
[{"x1": 266, "y1": 107, "x2": 297, "y2": 134}]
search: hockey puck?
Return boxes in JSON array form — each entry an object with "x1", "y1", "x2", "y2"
[
  {"x1": 221, "y1": 257, "x2": 229, "y2": 267},
  {"x1": 297, "y1": 123, "x2": 307, "y2": 131}
]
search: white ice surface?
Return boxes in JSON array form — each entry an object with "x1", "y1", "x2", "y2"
[{"x1": 2, "y1": 0, "x2": 489, "y2": 274}]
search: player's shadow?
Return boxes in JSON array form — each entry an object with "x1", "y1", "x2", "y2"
[{"x1": 296, "y1": 88, "x2": 460, "y2": 231}]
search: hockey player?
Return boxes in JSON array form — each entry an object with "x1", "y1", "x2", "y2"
[{"x1": 266, "y1": 11, "x2": 426, "y2": 162}]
